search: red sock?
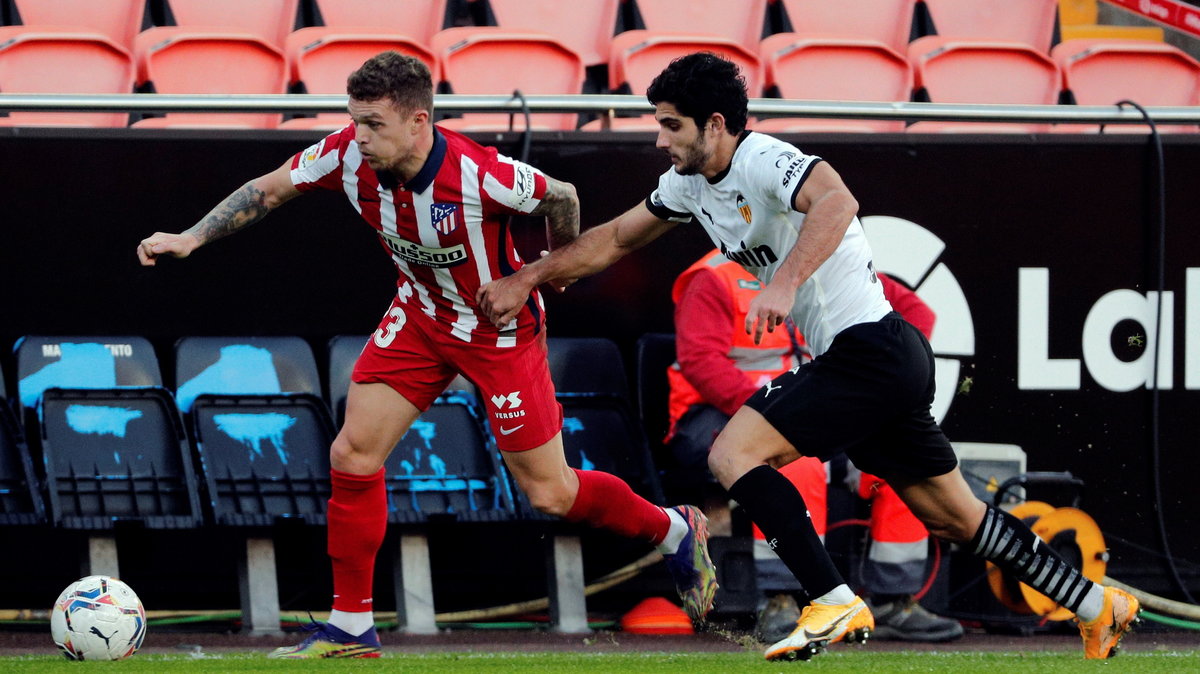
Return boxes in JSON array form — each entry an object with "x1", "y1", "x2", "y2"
[
  {"x1": 327, "y1": 468, "x2": 386, "y2": 612},
  {"x1": 564, "y1": 469, "x2": 669, "y2": 544}
]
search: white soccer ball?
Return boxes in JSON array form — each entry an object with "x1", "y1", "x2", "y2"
[{"x1": 50, "y1": 575, "x2": 146, "y2": 660}]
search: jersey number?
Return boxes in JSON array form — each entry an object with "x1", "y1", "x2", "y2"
[{"x1": 373, "y1": 307, "x2": 407, "y2": 347}]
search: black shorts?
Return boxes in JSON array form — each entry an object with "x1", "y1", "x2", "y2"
[{"x1": 744, "y1": 312, "x2": 957, "y2": 480}]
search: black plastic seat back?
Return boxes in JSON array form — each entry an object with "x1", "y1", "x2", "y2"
[
  {"x1": 547, "y1": 337, "x2": 665, "y2": 506},
  {"x1": 14, "y1": 336, "x2": 201, "y2": 529},
  {"x1": 326, "y1": 335, "x2": 516, "y2": 523},
  {"x1": 384, "y1": 391, "x2": 515, "y2": 523},
  {"x1": 634, "y1": 332, "x2": 676, "y2": 449},
  {"x1": 0, "y1": 360, "x2": 43, "y2": 525},
  {"x1": 176, "y1": 336, "x2": 334, "y2": 526}
]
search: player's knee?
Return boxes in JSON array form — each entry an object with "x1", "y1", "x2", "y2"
[
  {"x1": 329, "y1": 434, "x2": 380, "y2": 474},
  {"x1": 523, "y1": 481, "x2": 574, "y2": 517},
  {"x1": 707, "y1": 437, "x2": 745, "y2": 487}
]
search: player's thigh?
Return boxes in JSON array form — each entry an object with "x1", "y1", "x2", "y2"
[
  {"x1": 334, "y1": 381, "x2": 424, "y2": 473},
  {"x1": 454, "y1": 334, "x2": 562, "y2": 452},
  {"x1": 499, "y1": 431, "x2": 573, "y2": 488}
]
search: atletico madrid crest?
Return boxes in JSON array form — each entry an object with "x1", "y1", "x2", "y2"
[{"x1": 430, "y1": 202, "x2": 463, "y2": 235}]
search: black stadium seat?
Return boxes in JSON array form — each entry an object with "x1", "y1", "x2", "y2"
[
  {"x1": 547, "y1": 337, "x2": 664, "y2": 506},
  {"x1": 174, "y1": 336, "x2": 333, "y2": 526},
  {"x1": 13, "y1": 336, "x2": 202, "y2": 530},
  {"x1": 174, "y1": 335, "x2": 333, "y2": 634}
]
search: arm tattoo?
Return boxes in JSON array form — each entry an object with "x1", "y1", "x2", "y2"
[
  {"x1": 184, "y1": 182, "x2": 272, "y2": 245},
  {"x1": 532, "y1": 177, "x2": 580, "y2": 250}
]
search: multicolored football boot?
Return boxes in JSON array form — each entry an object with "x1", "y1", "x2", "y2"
[
  {"x1": 268, "y1": 621, "x2": 382, "y2": 659},
  {"x1": 662, "y1": 505, "x2": 718, "y2": 622}
]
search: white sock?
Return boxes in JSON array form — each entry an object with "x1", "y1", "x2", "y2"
[
  {"x1": 813, "y1": 584, "x2": 856, "y2": 606},
  {"x1": 328, "y1": 609, "x2": 375, "y2": 636},
  {"x1": 1074, "y1": 585, "x2": 1106, "y2": 623},
  {"x1": 655, "y1": 508, "x2": 688, "y2": 555}
]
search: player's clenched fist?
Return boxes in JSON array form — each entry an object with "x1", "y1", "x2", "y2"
[{"x1": 137, "y1": 232, "x2": 200, "y2": 266}]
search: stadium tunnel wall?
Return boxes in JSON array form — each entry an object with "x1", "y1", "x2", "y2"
[{"x1": 1, "y1": 129, "x2": 1198, "y2": 610}]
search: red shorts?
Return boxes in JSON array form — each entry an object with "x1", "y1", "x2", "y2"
[{"x1": 351, "y1": 297, "x2": 562, "y2": 452}]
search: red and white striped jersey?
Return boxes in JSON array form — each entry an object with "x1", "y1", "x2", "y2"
[{"x1": 289, "y1": 124, "x2": 549, "y2": 346}]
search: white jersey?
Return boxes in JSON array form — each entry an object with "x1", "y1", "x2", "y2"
[{"x1": 647, "y1": 132, "x2": 892, "y2": 356}]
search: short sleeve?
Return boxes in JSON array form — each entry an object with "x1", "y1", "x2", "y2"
[
  {"x1": 753, "y1": 144, "x2": 824, "y2": 212},
  {"x1": 289, "y1": 124, "x2": 353, "y2": 192},
  {"x1": 479, "y1": 151, "x2": 548, "y2": 215},
  {"x1": 644, "y1": 170, "x2": 695, "y2": 223}
]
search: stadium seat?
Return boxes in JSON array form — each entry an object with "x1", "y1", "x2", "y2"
[
  {"x1": 547, "y1": 337, "x2": 665, "y2": 506},
  {"x1": 310, "y1": 0, "x2": 448, "y2": 47},
  {"x1": 0, "y1": 359, "x2": 43, "y2": 525},
  {"x1": 584, "y1": 30, "x2": 762, "y2": 131},
  {"x1": 757, "y1": 35, "x2": 911, "y2": 133},
  {"x1": 7, "y1": 0, "x2": 145, "y2": 50},
  {"x1": 0, "y1": 28, "x2": 134, "y2": 127},
  {"x1": 487, "y1": 0, "x2": 621, "y2": 67},
  {"x1": 906, "y1": 36, "x2": 1061, "y2": 133},
  {"x1": 159, "y1": 0, "x2": 299, "y2": 48},
  {"x1": 1051, "y1": 39, "x2": 1200, "y2": 133},
  {"x1": 174, "y1": 335, "x2": 333, "y2": 634},
  {"x1": 922, "y1": 0, "x2": 1059, "y2": 53},
  {"x1": 14, "y1": 336, "x2": 203, "y2": 577},
  {"x1": 633, "y1": 333, "x2": 676, "y2": 493},
  {"x1": 280, "y1": 27, "x2": 438, "y2": 130},
  {"x1": 429, "y1": 27, "x2": 586, "y2": 131},
  {"x1": 776, "y1": 0, "x2": 917, "y2": 54},
  {"x1": 132, "y1": 28, "x2": 288, "y2": 128},
  {"x1": 630, "y1": 0, "x2": 769, "y2": 53}
]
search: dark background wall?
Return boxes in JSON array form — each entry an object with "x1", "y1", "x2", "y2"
[{"x1": 1, "y1": 128, "x2": 1198, "y2": 608}]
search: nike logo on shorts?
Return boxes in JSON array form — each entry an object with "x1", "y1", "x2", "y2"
[{"x1": 500, "y1": 424, "x2": 525, "y2": 435}]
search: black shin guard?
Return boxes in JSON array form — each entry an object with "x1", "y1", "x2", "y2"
[
  {"x1": 971, "y1": 504, "x2": 1096, "y2": 613},
  {"x1": 728, "y1": 465, "x2": 845, "y2": 598}
]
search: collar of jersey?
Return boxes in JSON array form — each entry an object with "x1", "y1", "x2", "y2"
[
  {"x1": 707, "y1": 130, "x2": 753, "y2": 185},
  {"x1": 375, "y1": 126, "x2": 447, "y2": 194}
]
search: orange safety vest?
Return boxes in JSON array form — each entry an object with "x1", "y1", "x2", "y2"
[{"x1": 667, "y1": 250, "x2": 805, "y2": 435}]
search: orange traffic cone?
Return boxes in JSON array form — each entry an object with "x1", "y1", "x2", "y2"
[{"x1": 620, "y1": 597, "x2": 694, "y2": 634}]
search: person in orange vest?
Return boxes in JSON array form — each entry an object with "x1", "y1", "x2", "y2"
[{"x1": 668, "y1": 249, "x2": 963, "y2": 643}]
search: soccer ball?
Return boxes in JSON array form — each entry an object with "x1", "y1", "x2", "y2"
[{"x1": 50, "y1": 575, "x2": 146, "y2": 660}]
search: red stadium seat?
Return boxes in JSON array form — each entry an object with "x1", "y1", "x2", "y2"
[
  {"x1": 0, "y1": 28, "x2": 134, "y2": 127},
  {"x1": 777, "y1": 0, "x2": 917, "y2": 54},
  {"x1": 922, "y1": 0, "x2": 1059, "y2": 53},
  {"x1": 429, "y1": 27, "x2": 585, "y2": 131},
  {"x1": 588, "y1": 30, "x2": 764, "y2": 132},
  {"x1": 487, "y1": 0, "x2": 621, "y2": 67},
  {"x1": 161, "y1": 0, "x2": 299, "y2": 48},
  {"x1": 280, "y1": 27, "x2": 438, "y2": 130},
  {"x1": 756, "y1": 35, "x2": 911, "y2": 133},
  {"x1": 907, "y1": 36, "x2": 1061, "y2": 133},
  {"x1": 9, "y1": 0, "x2": 144, "y2": 50},
  {"x1": 583, "y1": 30, "x2": 762, "y2": 131},
  {"x1": 132, "y1": 28, "x2": 288, "y2": 129},
  {"x1": 1051, "y1": 39, "x2": 1200, "y2": 133},
  {"x1": 311, "y1": 0, "x2": 448, "y2": 47},
  {"x1": 630, "y1": 0, "x2": 769, "y2": 53}
]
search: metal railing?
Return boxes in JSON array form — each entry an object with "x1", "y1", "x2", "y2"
[{"x1": 1, "y1": 93, "x2": 1199, "y2": 125}]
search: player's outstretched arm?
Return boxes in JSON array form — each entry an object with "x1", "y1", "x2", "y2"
[
  {"x1": 137, "y1": 160, "x2": 301, "y2": 266},
  {"x1": 477, "y1": 201, "x2": 675, "y2": 327}
]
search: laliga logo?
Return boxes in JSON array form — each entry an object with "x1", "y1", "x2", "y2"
[{"x1": 860, "y1": 216, "x2": 975, "y2": 424}]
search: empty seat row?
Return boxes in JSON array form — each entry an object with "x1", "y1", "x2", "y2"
[
  {"x1": 1, "y1": 334, "x2": 661, "y2": 530},
  {"x1": 3, "y1": 23, "x2": 1193, "y2": 133},
  {"x1": 2, "y1": 0, "x2": 1078, "y2": 58}
]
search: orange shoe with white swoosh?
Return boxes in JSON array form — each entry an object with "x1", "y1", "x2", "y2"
[{"x1": 764, "y1": 596, "x2": 873, "y2": 661}]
